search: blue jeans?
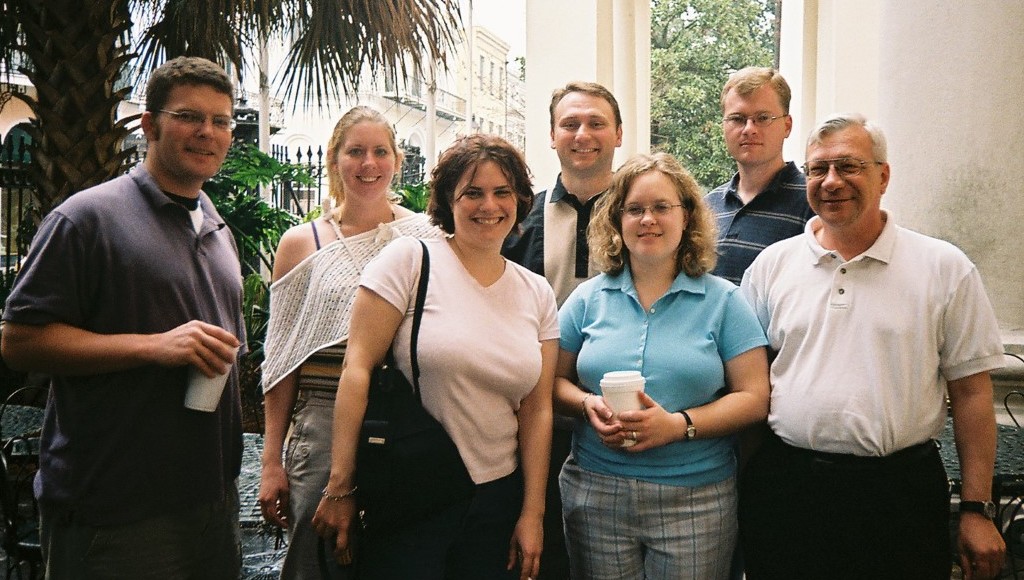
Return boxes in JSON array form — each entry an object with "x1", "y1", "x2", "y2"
[
  {"x1": 560, "y1": 458, "x2": 736, "y2": 580},
  {"x1": 40, "y1": 481, "x2": 241, "y2": 580},
  {"x1": 357, "y1": 469, "x2": 523, "y2": 580}
]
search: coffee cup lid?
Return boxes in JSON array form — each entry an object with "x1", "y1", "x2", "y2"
[{"x1": 600, "y1": 370, "x2": 645, "y2": 388}]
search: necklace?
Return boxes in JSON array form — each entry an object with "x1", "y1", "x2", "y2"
[{"x1": 329, "y1": 206, "x2": 396, "y2": 239}]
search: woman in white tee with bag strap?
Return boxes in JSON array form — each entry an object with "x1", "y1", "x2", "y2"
[{"x1": 313, "y1": 134, "x2": 558, "y2": 580}]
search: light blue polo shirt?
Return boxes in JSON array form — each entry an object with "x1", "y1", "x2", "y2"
[{"x1": 559, "y1": 266, "x2": 767, "y2": 487}]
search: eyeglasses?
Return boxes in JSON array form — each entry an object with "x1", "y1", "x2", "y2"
[
  {"x1": 158, "y1": 109, "x2": 236, "y2": 132},
  {"x1": 802, "y1": 158, "x2": 883, "y2": 180},
  {"x1": 621, "y1": 203, "x2": 683, "y2": 219},
  {"x1": 722, "y1": 113, "x2": 787, "y2": 129}
]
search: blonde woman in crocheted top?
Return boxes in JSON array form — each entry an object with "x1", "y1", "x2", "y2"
[{"x1": 258, "y1": 106, "x2": 442, "y2": 580}]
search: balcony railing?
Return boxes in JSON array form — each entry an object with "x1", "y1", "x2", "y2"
[{"x1": 381, "y1": 75, "x2": 466, "y2": 122}]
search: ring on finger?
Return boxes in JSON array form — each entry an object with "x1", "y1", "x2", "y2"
[{"x1": 630, "y1": 430, "x2": 637, "y2": 440}]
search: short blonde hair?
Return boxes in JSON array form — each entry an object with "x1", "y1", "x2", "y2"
[
  {"x1": 720, "y1": 66, "x2": 791, "y2": 113},
  {"x1": 589, "y1": 152, "x2": 717, "y2": 277}
]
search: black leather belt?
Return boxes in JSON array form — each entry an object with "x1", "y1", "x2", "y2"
[{"x1": 774, "y1": 434, "x2": 939, "y2": 470}]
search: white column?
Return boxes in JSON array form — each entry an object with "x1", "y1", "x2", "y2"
[
  {"x1": 878, "y1": 1, "x2": 1024, "y2": 328},
  {"x1": 465, "y1": 0, "x2": 475, "y2": 135},
  {"x1": 779, "y1": 0, "x2": 1024, "y2": 328},
  {"x1": 425, "y1": 61, "x2": 437, "y2": 175}
]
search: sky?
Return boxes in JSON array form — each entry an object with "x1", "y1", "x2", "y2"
[{"x1": 468, "y1": 0, "x2": 526, "y2": 58}]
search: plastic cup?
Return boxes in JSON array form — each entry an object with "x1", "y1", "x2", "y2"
[
  {"x1": 600, "y1": 371, "x2": 645, "y2": 447},
  {"x1": 184, "y1": 347, "x2": 239, "y2": 412}
]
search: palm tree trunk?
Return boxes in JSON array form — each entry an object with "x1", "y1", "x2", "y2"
[{"x1": 14, "y1": 0, "x2": 136, "y2": 215}]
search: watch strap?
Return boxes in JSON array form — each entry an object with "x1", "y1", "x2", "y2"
[
  {"x1": 959, "y1": 500, "x2": 996, "y2": 519},
  {"x1": 680, "y1": 410, "x2": 696, "y2": 441}
]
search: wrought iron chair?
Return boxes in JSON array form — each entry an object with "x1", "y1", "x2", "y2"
[
  {"x1": 1004, "y1": 353, "x2": 1024, "y2": 428},
  {"x1": 0, "y1": 385, "x2": 46, "y2": 580},
  {"x1": 998, "y1": 353, "x2": 1024, "y2": 579}
]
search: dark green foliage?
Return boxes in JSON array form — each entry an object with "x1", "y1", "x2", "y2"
[
  {"x1": 203, "y1": 144, "x2": 306, "y2": 276},
  {"x1": 651, "y1": 0, "x2": 778, "y2": 189},
  {"x1": 396, "y1": 182, "x2": 430, "y2": 213},
  {"x1": 202, "y1": 144, "x2": 312, "y2": 431}
]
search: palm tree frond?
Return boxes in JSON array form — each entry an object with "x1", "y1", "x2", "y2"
[{"x1": 274, "y1": 0, "x2": 462, "y2": 111}]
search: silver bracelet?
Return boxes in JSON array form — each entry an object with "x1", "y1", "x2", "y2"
[{"x1": 321, "y1": 486, "x2": 358, "y2": 502}]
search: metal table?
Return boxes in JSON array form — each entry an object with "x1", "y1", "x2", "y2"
[
  {"x1": 939, "y1": 419, "x2": 1024, "y2": 498},
  {"x1": 939, "y1": 418, "x2": 1024, "y2": 578}
]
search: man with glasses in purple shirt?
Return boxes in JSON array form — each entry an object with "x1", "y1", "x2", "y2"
[{"x1": 2, "y1": 56, "x2": 245, "y2": 579}]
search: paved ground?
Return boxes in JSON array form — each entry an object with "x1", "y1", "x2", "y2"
[
  {"x1": 239, "y1": 434, "x2": 288, "y2": 580},
  {"x1": 4, "y1": 358, "x2": 1024, "y2": 579}
]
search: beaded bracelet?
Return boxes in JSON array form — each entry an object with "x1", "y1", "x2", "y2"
[
  {"x1": 581, "y1": 393, "x2": 594, "y2": 418},
  {"x1": 321, "y1": 486, "x2": 358, "y2": 502}
]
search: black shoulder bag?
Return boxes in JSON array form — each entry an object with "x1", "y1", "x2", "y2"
[{"x1": 355, "y1": 240, "x2": 475, "y2": 533}]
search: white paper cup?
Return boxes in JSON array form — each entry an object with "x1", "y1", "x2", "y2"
[
  {"x1": 600, "y1": 371, "x2": 645, "y2": 447},
  {"x1": 184, "y1": 348, "x2": 239, "y2": 412}
]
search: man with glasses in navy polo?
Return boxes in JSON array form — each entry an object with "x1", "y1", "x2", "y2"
[
  {"x1": 739, "y1": 113, "x2": 1005, "y2": 579},
  {"x1": 705, "y1": 67, "x2": 814, "y2": 286},
  {"x1": 2, "y1": 56, "x2": 245, "y2": 579}
]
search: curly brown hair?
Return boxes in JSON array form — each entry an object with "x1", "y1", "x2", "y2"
[
  {"x1": 589, "y1": 152, "x2": 717, "y2": 277},
  {"x1": 427, "y1": 134, "x2": 533, "y2": 235}
]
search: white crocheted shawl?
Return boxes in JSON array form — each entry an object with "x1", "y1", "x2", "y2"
[{"x1": 261, "y1": 212, "x2": 442, "y2": 392}]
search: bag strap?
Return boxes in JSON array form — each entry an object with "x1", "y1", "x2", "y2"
[{"x1": 409, "y1": 240, "x2": 429, "y2": 398}]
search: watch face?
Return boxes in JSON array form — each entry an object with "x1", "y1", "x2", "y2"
[{"x1": 984, "y1": 501, "x2": 997, "y2": 519}]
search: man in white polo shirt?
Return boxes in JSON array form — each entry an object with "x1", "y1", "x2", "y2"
[{"x1": 739, "y1": 113, "x2": 1005, "y2": 579}]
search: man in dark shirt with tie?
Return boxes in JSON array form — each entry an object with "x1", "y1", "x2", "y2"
[{"x1": 503, "y1": 80, "x2": 623, "y2": 579}]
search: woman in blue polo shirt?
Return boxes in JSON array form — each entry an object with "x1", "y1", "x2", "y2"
[{"x1": 554, "y1": 152, "x2": 770, "y2": 579}]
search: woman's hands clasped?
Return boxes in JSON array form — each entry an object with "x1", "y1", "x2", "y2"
[{"x1": 585, "y1": 391, "x2": 683, "y2": 452}]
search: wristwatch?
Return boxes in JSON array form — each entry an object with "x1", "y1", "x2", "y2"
[
  {"x1": 959, "y1": 500, "x2": 997, "y2": 519},
  {"x1": 679, "y1": 410, "x2": 696, "y2": 441}
]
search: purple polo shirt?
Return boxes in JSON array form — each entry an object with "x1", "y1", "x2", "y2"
[{"x1": 3, "y1": 165, "x2": 245, "y2": 526}]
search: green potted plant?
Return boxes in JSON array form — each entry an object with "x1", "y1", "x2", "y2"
[{"x1": 205, "y1": 144, "x2": 312, "y2": 432}]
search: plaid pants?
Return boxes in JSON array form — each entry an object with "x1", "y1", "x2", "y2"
[{"x1": 560, "y1": 458, "x2": 736, "y2": 580}]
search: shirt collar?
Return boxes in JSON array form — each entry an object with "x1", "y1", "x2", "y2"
[
  {"x1": 803, "y1": 210, "x2": 897, "y2": 265},
  {"x1": 597, "y1": 264, "x2": 708, "y2": 300},
  {"x1": 549, "y1": 173, "x2": 571, "y2": 203},
  {"x1": 724, "y1": 161, "x2": 802, "y2": 205},
  {"x1": 131, "y1": 164, "x2": 177, "y2": 210},
  {"x1": 549, "y1": 173, "x2": 608, "y2": 207},
  {"x1": 129, "y1": 164, "x2": 226, "y2": 229}
]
